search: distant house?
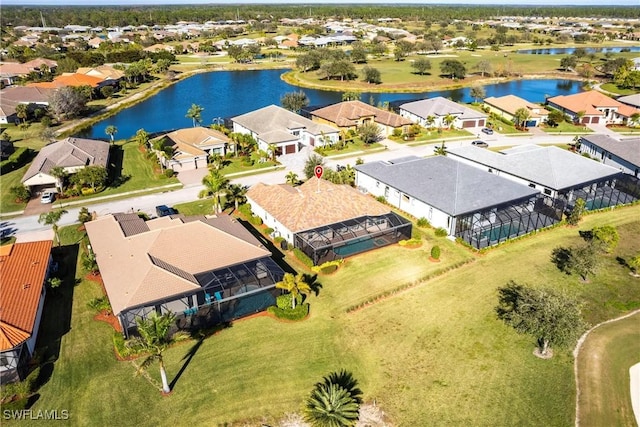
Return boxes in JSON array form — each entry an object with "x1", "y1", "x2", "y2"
[
  {"x1": 398, "y1": 97, "x2": 487, "y2": 129},
  {"x1": 76, "y1": 65, "x2": 125, "y2": 84},
  {"x1": 28, "y1": 73, "x2": 104, "y2": 90},
  {"x1": 85, "y1": 213, "x2": 285, "y2": 337},
  {"x1": 579, "y1": 134, "x2": 640, "y2": 177},
  {"x1": 311, "y1": 100, "x2": 413, "y2": 137},
  {"x1": 152, "y1": 127, "x2": 231, "y2": 172},
  {"x1": 21, "y1": 137, "x2": 110, "y2": 193},
  {"x1": 0, "y1": 86, "x2": 54, "y2": 124},
  {"x1": 546, "y1": 90, "x2": 640, "y2": 126},
  {"x1": 232, "y1": 105, "x2": 339, "y2": 155},
  {"x1": 447, "y1": 144, "x2": 639, "y2": 213},
  {"x1": 483, "y1": 95, "x2": 549, "y2": 127},
  {"x1": 247, "y1": 179, "x2": 412, "y2": 265},
  {"x1": 0, "y1": 240, "x2": 53, "y2": 383},
  {"x1": 355, "y1": 156, "x2": 556, "y2": 249},
  {"x1": 617, "y1": 93, "x2": 640, "y2": 110},
  {"x1": 0, "y1": 63, "x2": 33, "y2": 86}
]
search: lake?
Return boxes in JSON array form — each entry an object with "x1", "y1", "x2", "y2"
[
  {"x1": 82, "y1": 70, "x2": 584, "y2": 140},
  {"x1": 516, "y1": 46, "x2": 640, "y2": 55}
]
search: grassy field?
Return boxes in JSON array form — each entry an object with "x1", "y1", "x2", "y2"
[
  {"x1": 17, "y1": 203, "x2": 640, "y2": 426},
  {"x1": 576, "y1": 312, "x2": 640, "y2": 427}
]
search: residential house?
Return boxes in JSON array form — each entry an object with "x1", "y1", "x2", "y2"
[
  {"x1": 0, "y1": 86, "x2": 55, "y2": 124},
  {"x1": 76, "y1": 65, "x2": 125, "y2": 85},
  {"x1": 0, "y1": 63, "x2": 33, "y2": 86},
  {"x1": 247, "y1": 179, "x2": 412, "y2": 265},
  {"x1": 232, "y1": 105, "x2": 339, "y2": 155},
  {"x1": 579, "y1": 134, "x2": 640, "y2": 177},
  {"x1": 398, "y1": 97, "x2": 487, "y2": 130},
  {"x1": 311, "y1": 100, "x2": 413, "y2": 137},
  {"x1": 447, "y1": 144, "x2": 638, "y2": 213},
  {"x1": 0, "y1": 240, "x2": 53, "y2": 383},
  {"x1": 546, "y1": 90, "x2": 640, "y2": 125},
  {"x1": 483, "y1": 95, "x2": 550, "y2": 127},
  {"x1": 85, "y1": 213, "x2": 285, "y2": 338},
  {"x1": 21, "y1": 137, "x2": 110, "y2": 194},
  {"x1": 28, "y1": 73, "x2": 104, "y2": 90},
  {"x1": 152, "y1": 127, "x2": 231, "y2": 172},
  {"x1": 617, "y1": 93, "x2": 640, "y2": 110},
  {"x1": 355, "y1": 156, "x2": 557, "y2": 249}
]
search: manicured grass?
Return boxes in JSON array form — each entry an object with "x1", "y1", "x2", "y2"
[
  {"x1": 222, "y1": 157, "x2": 279, "y2": 176},
  {"x1": 315, "y1": 139, "x2": 384, "y2": 156},
  {"x1": 390, "y1": 128, "x2": 472, "y2": 144},
  {"x1": 541, "y1": 121, "x2": 593, "y2": 134},
  {"x1": 0, "y1": 163, "x2": 31, "y2": 213},
  {"x1": 599, "y1": 83, "x2": 638, "y2": 96},
  {"x1": 608, "y1": 126, "x2": 640, "y2": 135},
  {"x1": 576, "y1": 312, "x2": 640, "y2": 427},
  {"x1": 24, "y1": 205, "x2": 640, "y2": 426},
  {"x1": 172, "y1": 198, "x2": 217, "y2": 216}
]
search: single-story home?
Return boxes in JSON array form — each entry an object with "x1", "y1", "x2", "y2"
[
  {"x1": 310, "y1": 100, "x2": 413, "y2": 137},
  {"x1": 447, "y1": 144, "x2": 639, "y2": 213},
  {"x1": 617, "y1": 93, "x2": 640, "y2": 110},
  {"x1": 0, "y1": 240, "x2": 53, "y2": 383},
  {"x1": 28, "y1": 73, "x2": 104, "y2": 90},
  {"x1": 546, "y1": 90, "x2": 640, "y2": 126},
  {"x1": 355, "y1": 156, "x2": 558, "y2": 249},
  {"x1": 0, "y1": 58, "x2": 56, "y2": 86},
  {"x1": 21, "y1": 137, "x2": 110, "y2": 194},
  {"x1": 85, "y1": 213, "x2": 285, "y2": 338},
  {"x1": 0, "y1": 86, "x2": 54, "y2": 124},
  {"x1": 483, "y1": 95, "x2": 549, "y2": 127},
  {"x1": 398, "y1": 97, "x2": 487, "y2": 129},
  {"x1": 247, "y1": 178, "x2": 412, "y2": 265},
  {"x1": 76, "y1": 65, "x2": 125, "y2": 84},
  {"x1": 579, "y1": 134, "x2": 640, "y2": 177},
  {"x1": 152, "y1": 127, "x2": 231, "y2": 171},
  {"x1": 232, "y1": 105, "x2": 339, "y2": 155}
]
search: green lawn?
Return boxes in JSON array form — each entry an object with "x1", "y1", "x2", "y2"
[
  {"x1": 599, "y1": 83, "x2": 639, "y2": 96},
  {"x1": 20, "y1": 204, "x2": 640, "y2": 426},
  {"x1": 222, "y1": 157, "x2": 280, "y2": 176},
  {"x1": 315, "y1": 139, "x2": 384, "y2": 156},
  {"x1": 0, "y1": 163, "x2": 32, "y2": 213},
  {"x1": 541, "y1": 121, "x2": 594, "y2": 134},
  {"x1": 390, "y1": 128, "x2": 472, "y2": 144}
]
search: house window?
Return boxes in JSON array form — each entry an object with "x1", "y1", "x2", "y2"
[
  {"x1": 384, "y1": 186, "x2": 389, "y2": 198},
  {"x1": 402, "y1": 194, "x2": 410, "y2": 203},
  {"x1": 428, "y1": 207, "x2": 433, "y2": 220},
  {"x1": 543, "y1": 188, "x2": 552, "y2": 196},
  {"x1": 375, "y1": 181, "x2": 380, "y2": 188}
]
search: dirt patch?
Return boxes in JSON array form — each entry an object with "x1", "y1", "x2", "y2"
[{"x1": 94, "y1": 311, "x2": 121, "y2": 332}]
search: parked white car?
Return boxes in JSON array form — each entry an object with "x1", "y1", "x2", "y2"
[{"x1": 40, "y1": 191, "x2": 55, "y2": 204}]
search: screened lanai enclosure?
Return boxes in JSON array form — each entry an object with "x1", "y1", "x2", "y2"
[
  {"x1": 559, "y1": 174, "x2": 640, "y2": 212},
  {"x1": 455, "y1": 194, "x2": 559, "y2": 249},
  {"x1": 119, "y1": 258, "x2": 285, "y2": 338},
  {"x1": 294, "y1": 212, "x2": 412, "y2": 265}
]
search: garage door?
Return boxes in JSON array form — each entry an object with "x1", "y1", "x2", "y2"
[
  {"x1": 478, "y1": 119, "x2": 485, "y2": 127},
  {"x1": 462, "y1": 121, "x2": 474, "y2": 128},
  {"x1": 285, "y1": 144, "x2": 296, "y2": 154}
]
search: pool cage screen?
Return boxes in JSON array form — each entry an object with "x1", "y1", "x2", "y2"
[
  {"x1": 294, "y1": 212, "x2": 412, "y2": 265},
  {"x1": 455, "y1": 194, "x2": 559, "y2": 249},
  {"x1": 559, "y1": 174, "x2": 640, "y2": 212}
]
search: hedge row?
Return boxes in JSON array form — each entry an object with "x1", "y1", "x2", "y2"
[
  {"x1": 293, "y1": 248, "x2": 314, "y2": 269},
  {"x1": 267, "y1": 303, "x2": 309, "y2": 321},
  {"x1": 0, "y1": 147, "x2": 31, "y2": 175}
]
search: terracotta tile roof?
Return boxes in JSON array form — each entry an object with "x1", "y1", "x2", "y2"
[
  {"x1": 246, "y1": 179, "x2": 390, "y2": 233},
  {"x1": 30, "y1": 73, "x2": 103, "y2": 89},
  {"x1": 0, "y1": 240, "x2": 52, "y2": 351},
  {"x1": 547, "y1": 90, "x2": 621, "y2": 116},
  {"x1": 85, "y1": 214, "x2": 271, "y2": 315},
  {"x1": 312, "y1": 100, "x2": 412, "y2": 128}
]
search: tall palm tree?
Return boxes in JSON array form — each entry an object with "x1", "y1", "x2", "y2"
[
  {"x1": 208, "y1": 153, "x2": 230, "y2": 171},
  {"x1": 226, "y1": 183, "x2": 247, "y2": 212},
  {"x1": 425, "y1": 115, "x2": 436, "y2": 130},
  {"x1": 135, "y1": 128, "x2": 149, "y2": 148},
  {"x1": 276, "y1": 273, "x2": 312, "y2": 309},
  {"x1": 186, "y1": 104, "x2": 204, "y2": 127},
  {"x1": 105, "y1": 125, "x2": 118, "y2": 144},
  {"x1": 49, "y1": 166, "x2": 68, "y2": 192},
  {"x1": 443, "y1": 113, "x2": 456, "y2": 129},
  {"x1": 15, "y1": 104, "x2": 28, "y2": 124},
  {"x1": 304, "y1": 370, "x2": 363, "y2": 427},
  {"x1": 135, "y1": 312, "x2": 177, "y2": 394},
  {"x1": 38, "y1": 208, "x2": 68, "y2": 246},
  {"x1": 199, "y1": 169, "x2": 229, "y2": 214}
]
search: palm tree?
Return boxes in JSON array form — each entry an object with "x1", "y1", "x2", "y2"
[
  {"x1": 135, "y1": 128, "x2": 149, "y2": 148},
  {"x1": 49, "y1": 166, "x2": 68, "y2": 192},
  {"x1": 208, "y1": 153, "x2": 230, "y2": 171},
  {"x1": 38, "y1": 208, "x2": 68, "y2": 246},
  {"x1": 276, "y1": 272, "x2": 312, "y2": 309},
  {"x1": 186, "y1": 104, "x2": 204, "y2": 127},
  {"x1": 226, "y1": 183, "x2": 247, "y2": 212},
  {"x1": 199, "y1": 169, "x2": 229, "y2": 214},
  {"x1": 575, "y1": 110, "x2": 586, "y2": 125},
  {"x1": 434, "y1": 141, "x2": 447, "y2": 156},
  {"x1": 105, "y1": 125, "x2": 118, "y2": 144},
  {"x1": 15, "y1": 103, "x2": 28, "y2": 124},
  {"x1": 135, "y1": 312, "x2": 177, "y2": 394},
  {"x1": 425, "y1": 115, "x2": 436, "y2": 130},
  {"x1": 267, "y1": 143, "x2": 278, "y2": 162},
  {"x1": 514, "y1": 108, "x2": 531, "y2": 129},
  {"x1": 443, "y1": 113, "x2": 456, "y2": 129},
  {"x1": 304, "y1": 370, "x2": 363, "y2": 427},
  {"x1": 285, "y1": 171, "x2": 299, "y2": 185}
]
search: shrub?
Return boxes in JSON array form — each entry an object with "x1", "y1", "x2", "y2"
[
  {"x1": 249, "y1": 215, "x2": 263, "y2": 226},
  {"x1": 431, "y1": 245, "x2": 441, "y2": 259},
  {"x1": 417, "y1": 217, "x2": 430, "y2": 228},
  {"x1": 9, "y1": 185, "x2": 31, "y2": 203},
  {"x1": 399, "y1": 238, "x2": 422, "y2": 247},
  {"x1": 87, "y1": 296, "x2": 112, "y2": 313},
  {"x1": 276, "y1": 293, "x2": 298, "y2": 310},
  {"x1": 435, "y1": 227, "x2": 448, "y2": 237},
  {"x1": 238, "y1": 203, "x2": 253, "y2": 218},
  {"x1": 0, "y1": 147, "x2": 31, "y2": 175},
  {"x1": 375, "y1": 195, "x2": 386, "y2": 203},
  {"x1": 293, "y1": 247, "x2": 314, "y2": 268},
  {"x1": 274, "y1": 236, "x2": 285, "y2": 245},
  {"x1": 392, "y1": 128, "x2": 402, "y2": 137},
  {"x1": 263, "y1": 227, "x2": 274, "y2": 236},
  {"x1": 81, "y1": 187, "x2": 96, "y2": 195},
  {"x1": 164, "y1": 169, "x2": 174, "y2": 178},
  {"x1": 267, "y1": 303, "x2": 309, "y2": 321},
  {"x1": 312, "y1": 259, "x2": 343, "y2": 274}
]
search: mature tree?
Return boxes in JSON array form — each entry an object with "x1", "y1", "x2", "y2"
[
  {"x1": 513, "y1": 108, "x2": 531, "y2": 129},
  {"x1": 296, "y1": 52, "x2": 322, "y2": 72},
  {"x1": 361, "y1": 66, "x2": 381, "y2": 84},
  {"x1": 358, "y1": 122, "x2": 382, "y2": 144},
  {"x1": 304, "y1": 153, "x2": 325, "y2": 179},
  {"x1": 551, "y1": 242, "x2": 600, "y2": 282},
  {"x1": 9, "y1": 185, "x2": 30, "y2": 203},
  {"x1": 560, "y1": 56, "x2": 577, "y2": 71},
  {"x1": 349, "y1": 43, "x2": 368, "y2": 64},
  {"x1": 226, "y1": 183, "x2": 247, "y2": 212},
  {"x1": 590, "y1": 225, "x2": 619, "y2": 254},
  {"x1": 304, "y1": 370, "x2": 363, "y2": 427},
  {"x1": 186, "y1": 104, "x2": 204, "y2": 127},
  {"x1": 199, "y1": 169, "x2": 229, "y2": 214},
  {"x1": 320, "y1": 60, "x2": 357, "y2": 81},
  {"x1": 135, "y1": 312, "x2": 177, "y2": 394},
  {"x1": 151, "y1": 139, "x2": 174, "y2": 171},
  {"x1": 567, "y1": 198, "x2": 586, "y2": 225},
  {"x1": 276, "y1": 272, "x2": 312, "y2": 309},
  {"x1": 426, "y1": 36, "x2": 443, "y2": 53},
  {"x1": 105, "y1": 125, "x2": 118, "y2": 144},
  {"x1": 208, "y1": 153, "x2": 230, "y2": 171},
  {"x1": 15, "y1": 103, "x2": 28, "y2": 124},
  {"x1": 369, "y1": 41, "x2": 387, "y2": 58},
  {"x1": 440, "y1": 59, "x2": 467, "y2": 80},
  {"x1": 49, "y1": 166, "x2": 68, "y2": 192},
  {"x1": 547, "y1": 109, "x2": 565, "y2": 127},
  {"x1": 411, "y1": 57, "x2": 432, "y2": 75},
  {"x1": 394, "y1": 39, "x2": 414, "y2": 61},
  {"x1": 100, "y1": 85, "x2": 114, "y2": 99},
  {"x1": 49, "y1": 86, "x2": 87, "y2": 121},
  {"x1": 341, "y1": 91, "x2": 361, "y2": 102},
  {"x1": 38, "y1": 208, "x2": 68, "y2": 246},
  {"x1": 72, "y1": 165, "x2": 108, "y2": 191},
  {"x1": 496, "y1": 281, "x2": 586, "y2": 357},
  {"x1": 470, "y1": 85, "x2": 486, "y2": 103},
  {"x1": 40, "y1": 127, "x2": 57, "y2": 144},
  {"x1": 280, "y1": 90, "x2": 309, "y2": 113},
  {"x1": 134, "y1": 128, "x2": 149, "y2": 147},
  {"x1": 77, "y1": 206, "x2": 93, "y2": 224}
]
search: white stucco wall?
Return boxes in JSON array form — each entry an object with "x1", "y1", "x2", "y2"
[
  {"x1": 246, "y1": 196, "x2": 294, "y2": 243},
  {"x1": 580, "y1": 142, "x2": 639, "y2": 177}
]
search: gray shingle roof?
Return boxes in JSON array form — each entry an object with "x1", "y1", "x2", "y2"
[
  {"x1": 355, "y1": 156, "x2": 539, "y2": 216},
  {"x1": 579, "y1": 134, "x2": 640, "y2": 168},
  {"x1": 447, "y1": 145, "x2": 622, "y2": 191}
]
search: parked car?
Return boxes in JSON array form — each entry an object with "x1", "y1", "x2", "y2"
[
  {"x1": 40, "y1": 191, "x2": 55, "y2": 204},
  {"x1": 471, "y1": 140, "x2": 489, "y2": 148},
  {"x1": 155, "y1": 205, "x2": 177, "y2": 217},
  {"x1": 481, "y1": 127, "x2": 494, "y2": 135}
]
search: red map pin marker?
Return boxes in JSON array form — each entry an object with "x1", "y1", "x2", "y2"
[{"x1": 314, "y1": 165, "x2": 324, "y2": 179}]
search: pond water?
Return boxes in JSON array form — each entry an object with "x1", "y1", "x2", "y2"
[
  {"x1": 82, "y1": 69, "x2": 584, "y2": 140},
  {"x1": 516, "y1": 46, "x2": 640, "y2": 55}
]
